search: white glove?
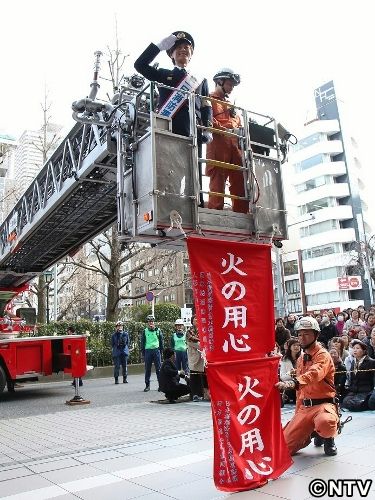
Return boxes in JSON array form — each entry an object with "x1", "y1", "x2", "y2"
[
  {"x1": 156, "y1": 34, "x2": 177, "y2": 51},
  {"x1": 202, "y1": 131, "x2": 213, "y2": 144}
]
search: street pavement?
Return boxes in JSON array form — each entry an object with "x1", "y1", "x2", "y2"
[{"x1": 0, "y1": 375, "x2": 375, "y2": 499}]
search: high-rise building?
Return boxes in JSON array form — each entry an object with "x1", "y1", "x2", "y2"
[
  {"x1": 0, "y1": 133, "x2": 18, "y2": 222},
  {"x1": 283, "y1": 80, "x2": 373, "y2": 313},
  {"x1": 13, "y1": 124, "x2": 62, "y2": 197}
]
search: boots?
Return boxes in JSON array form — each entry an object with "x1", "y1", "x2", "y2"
[
  {"x1": 324, "y1": 438, "x2": 337, "y2": 456},
  {"x1": 313, "y1": 434, "x2": 324, "y2": 447},
  {"x1": 115, "y1": 377, "x2": 119, "y2": 384},
  {"x1": 123, "y1": 376, "x2": 128, "y2": 384},
  {"x1": 144, "y1": 384, "x2": 150, "y2": 392}
]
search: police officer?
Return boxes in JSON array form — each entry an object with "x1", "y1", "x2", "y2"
[
  {"x1": 275, "y1": 316, "x2": 339, "y2": 456},
  {"x1": 206, "y1": 68, "x2": 248, "y2": 213},
  {"x1": 170, "y1": 318, "x2": 189, "y2": 375},
  {"x1": 141, "y1": 315, "x2": 164, "y2": 392},
  {"x1": 134, "y1": 31, "x2": 213, "y2": 142},
  {"x1": 111, "y1": 321, "x2": 130, "y2": 384}
]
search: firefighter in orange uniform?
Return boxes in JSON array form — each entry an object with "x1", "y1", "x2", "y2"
[
  {"x1": 205, "y1": 68, "x2": 248, "y2": 213},
  {"x1": 275, "y1": 316, "x2": 339, "y2": 456}
]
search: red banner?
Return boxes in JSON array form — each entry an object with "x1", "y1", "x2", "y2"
[
  {"x1": 186, "y1": 237, "x2": 275, "y2": 361},
  {"x1": 187, "y1": 237, "x2": 291, "y2": 492},
  {"x1": 207, "y1": 357, "x2": 292, "y2": 492}
]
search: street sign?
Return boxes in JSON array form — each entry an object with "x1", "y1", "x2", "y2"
[
  {"x1": 145, "y1": 291, "x2": 154, "y2": 302},
  {"x1": 337, "y1": 276, "x2": 362, "y2": 291},
  {"x1": 181, "y1": 307, "x2": 192, "y2": 325}
]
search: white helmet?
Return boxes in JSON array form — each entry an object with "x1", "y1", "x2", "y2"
[
  {"x1": 294, "y1": 316, "x2": 320, "y2": 333},
  {"x1": 175, "y1": 319, "x2": 184, "y2": 325},
  {"x1": 213, "y1": 68, "x2": 241, "y2": 85}
]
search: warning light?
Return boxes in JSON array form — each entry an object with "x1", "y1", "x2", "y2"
[{"x1": 143, "y1": 211, "x2": 153, "y2": 222}]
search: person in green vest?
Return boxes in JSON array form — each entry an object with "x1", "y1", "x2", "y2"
[
  {"x1": 141, "y1": 315, "x2": 164, "y2": 392},
  {"x1": 170, "y1": 318, "x2": 189, "y2": 375}
]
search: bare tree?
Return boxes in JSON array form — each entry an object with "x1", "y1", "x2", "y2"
[
  {"x1": 54, "y1": 257, "x2": 103, "y2": 320},
  {"x1": 28, "y1": 88, "x2": 62, "y2": 323},
  {"x1": 104, "y1": 16, "x2": 129, "y2": 93},
  {"x1": 67, "y1": 224, "x2": 183, "y2": 321}
]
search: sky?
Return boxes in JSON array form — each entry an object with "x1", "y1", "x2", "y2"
[{"x1": 1, "y1": 1, "x2": 374, "y2": 199}]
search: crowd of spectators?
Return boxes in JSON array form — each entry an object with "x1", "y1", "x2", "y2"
[{"x1": 275, "y1": 307, "x2": 375, "y2": 412}]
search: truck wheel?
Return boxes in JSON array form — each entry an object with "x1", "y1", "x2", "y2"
[{"x1": 0, "y1": 366, "x2": 6, "y2": 394}]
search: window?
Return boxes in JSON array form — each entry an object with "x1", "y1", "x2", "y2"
[
  {"x1": 299, "y1": 197, "x2": 335, "y2": 216},
  {"x1": 300, "y1": 220, "x2": 338, "y2": 237},
  {"x1": 295, "y1": 154, "x2": 326, "y2": 173},
  {"x1": 283, "y1": 260, "x2": 298, "y2": 276},
  {"x1": 293, "y1": 133, "x2": 324, "y2": 152},
  {"x1": 288, "y1": 298, "x2": 302, "y2": 313},
  {"x1": 304, "y1": 267, "x2": 342, "y2": 283},
  {"x1": 285, "y1": 279, "x2": 300, "y2": 294},
  {"x1": 296, "y1": 175, "x2": 329, "y2": 193},
  {"x1": 154, "y1": 268, "x2": 159, "y2": 275},
  {"x1": 301, "y1": 243, "x2": 341, "y2": 260},
  {"x1": 170, "y1": 293, "x2": 176, "y2": 301},
  {"x1": 164, "y1": 295, "x2": 170, "y2": 303},
  {"x1": 147, "y1": 269, "x2": 153, "y2": 277},
  {"x1": 306, "y1": 291, "x2": 346, "y2": 306}
]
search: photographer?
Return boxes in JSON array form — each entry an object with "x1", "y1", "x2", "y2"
[
  {"x1": 159, "y1": 348, "x2": 190, "y2": 403},
  {"x1": 111, "y1": 321, "x2": 130, "y2": 384}
]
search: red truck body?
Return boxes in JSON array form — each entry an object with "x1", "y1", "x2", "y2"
[
  {"x1": 0, "y1": 285, "x2": 88, "y2": 394},
  {"x1": 0, "y1": 334, "x2": 87, "y2": 393}
]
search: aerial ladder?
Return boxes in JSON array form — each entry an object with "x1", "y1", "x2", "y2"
[{"x1": 0, "y1": 51, "x2": 291, "y2": 395}]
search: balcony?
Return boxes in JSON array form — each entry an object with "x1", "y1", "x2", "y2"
[
  {"x1": 305, "y1": 278, "x2": 343, "y2": 296},
  {"x1": 297, "y1": 183, "x2": 349, "y2": 205},
  {"x1": 292, "y1": 140, "x2": 343, "y2": 164},
  {"x1": 300, "y1": 227, "x2": 356, "y2": 250},
  {"x1": 302, "y1": 252, "x2": 351, "y2": 273},
  {"x1": 293, "y1": 161, "x2": 346, "y2": 184},
  {"x1": 303, "y1": 119, "x2": 340, "y2": 136},
  {"x1": 311, "y1": 205, "x2": 353, "y2": 223}
]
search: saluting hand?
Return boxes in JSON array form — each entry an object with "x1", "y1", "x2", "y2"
[{"x1": 156, "y1": 34, "x2": 177, "y2": 51}]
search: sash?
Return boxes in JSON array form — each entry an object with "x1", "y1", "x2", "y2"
[{"x1": 159, "y1": 73, "x2": 200, "y2": 118}]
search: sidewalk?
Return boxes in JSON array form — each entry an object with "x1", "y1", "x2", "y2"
[{"x1": 1, "y1": 375, "x2": 375, "y2": 500}]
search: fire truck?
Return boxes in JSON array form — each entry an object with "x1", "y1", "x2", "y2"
[
  {"x1": 0, "y1": 287, "x2": 87, "y2": 395},
  {"x1": 0, "y1": 52, "x2": 290, "y2": 396}
]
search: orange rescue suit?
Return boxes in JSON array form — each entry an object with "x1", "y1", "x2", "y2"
[
  {"x1": 205, "y1": 91, "x2": 248, "y2": 213},
  {"x1": 283, "y1": 343, "x2": 339, "y2": 455}
]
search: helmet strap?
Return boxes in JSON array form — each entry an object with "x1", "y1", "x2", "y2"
[
  {"x1": 216, "y1": 79, "x2": 229, "y2": 99},
  {"x1": 303, "y1": 333, "x2": 318, "y2": 350}
]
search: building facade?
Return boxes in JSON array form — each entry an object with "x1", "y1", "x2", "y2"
[
  {"x1": 0, "y1": 133, "x2": 18, "y2": 223},
  {"x1": 284, "y1": 81, "x2": 373, "y2": 313},
  {"x1": 13, "y1": 124, "x2": 62, "y2": 197}
]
